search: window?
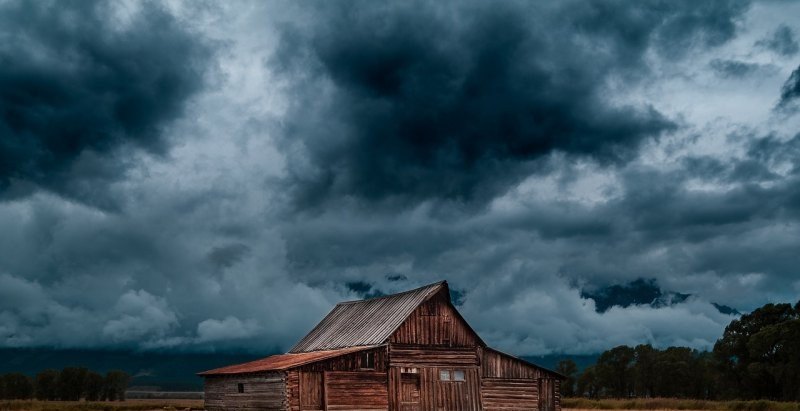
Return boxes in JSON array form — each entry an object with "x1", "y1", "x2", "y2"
[
  {"x1": 362, "y1": 352, "x2": 375, "y2": 369},
  {"x1": 453, "y1": 370, "x2": 465, "y2": 381},
  {"x1": 237, "y1": 383, "x2": 244, "y2": 393},
  {"x1": 439, "y1": 369, "x2": 451, "y2": 381},
  {"x1": 439, "y1": 369, "x2": 465, "y2": 382}
]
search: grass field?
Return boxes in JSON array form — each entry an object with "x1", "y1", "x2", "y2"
[
  {"x1": 0, "y1": 399, "x2": 204, "y2": 411},
  {"x1": 563, "y1": 398, "x2": 800, "y2": 411}
]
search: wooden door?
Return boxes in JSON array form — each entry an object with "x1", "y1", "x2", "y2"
[
  {"x1": 300, "y1": 371, "x2": 324, "y2": 410},
  {"x1": 400, "y1": 373, "x2": 421, "y2": 411},
  {"x1": 539, "y1": 378, "x2": 556, "y2": 411}
]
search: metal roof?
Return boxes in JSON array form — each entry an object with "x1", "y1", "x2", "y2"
[
  {"x1": 289, "y1": 281, "x2": 446, "y2": 353},
  {"x1": 198, "y1": 345, "x2": 381, "y2": 376}
]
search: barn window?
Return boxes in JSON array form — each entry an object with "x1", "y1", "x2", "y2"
[
  {"x1": 362, "y1": 351, "x2": 375, "y2": 369},
  {"x1": 237, "y1": 383, "x2": 244, "y2": 393},
  {"x1": 453, "y1": 370, "x2": 465, "y2": 381},
  {"x1": 439, "y1": 369, "x2": 451, "y2": 381}
]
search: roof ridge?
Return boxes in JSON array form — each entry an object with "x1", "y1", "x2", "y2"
[{"x1": 336, "y1": 280, "x2": 446, "y2": 305}]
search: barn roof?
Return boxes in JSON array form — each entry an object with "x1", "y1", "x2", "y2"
[
  {"x1": 289, "y1": 281, "x2": 447, "y2": 353},
  {"x1": 198, "y1": 345, "x2": 381, "y2": 376}
]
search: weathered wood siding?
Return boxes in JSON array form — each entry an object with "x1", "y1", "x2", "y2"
[
  {"x1": 539, "y1": 378, "x2": 561, "y2": 411},
  {"x1": 204, "y1": 372, "x2": 286, "y2": 411},
  {"x1": 388, "y1": 367, "x2": 480, "y2": 411},
  {"x1": 297, "y1": 346, "x2": 388, "y2": 372},
  {"x1": 389, "y1": 345, "x2": 479, "y2": 368},
  {"x1": 481, "y1": 348, "x2": 543, "y2": 379},
  {"x1": 481, "y1": 349, "x2": 563, "y2": 411},
  {"x1": 326, "y1": 371, "x2": 389, "y2": 410},
  {"x1": 288, "y1": 347, "x2": 389, "y2": 411},
  {"x1": 390, "y1": 289, "x2": 479, "y2": 347},
  {"x1": 481, "y1": 378, "x2": 538, "y2": 410}
]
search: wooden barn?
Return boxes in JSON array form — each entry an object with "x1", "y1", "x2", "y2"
[{"x1": 199, "y1": 281, "x2": 563, "y2": 411}]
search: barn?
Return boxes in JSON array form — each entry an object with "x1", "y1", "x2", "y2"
[{"x1": 199, "y1": 281, "x2": 563, "y2": 411}]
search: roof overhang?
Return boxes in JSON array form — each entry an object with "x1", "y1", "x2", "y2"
[{"x1": 198, "y1": 344, "x2": 383, "y2": 376}]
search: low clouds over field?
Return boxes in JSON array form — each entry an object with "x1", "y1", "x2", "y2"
[{"x1": 1, "y1": 0, "x2": 800, "y2": 355}]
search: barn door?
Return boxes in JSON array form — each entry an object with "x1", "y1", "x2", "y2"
[
  {"x1": 400, "y1": 372, "x2": 421, "y2": 411},
  {"x1": 300, "y1": 371, "x2": 324, "y2": 410},
  {"x1": 539, "y1": 378, "x2": 556, "y2": 411}
]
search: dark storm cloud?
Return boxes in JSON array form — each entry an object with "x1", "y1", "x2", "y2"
[
  {"x1": 709, "y1": 59, "x2": 767, "y2": 78},
  {"x1": 272, "y1": 0, "x2": 752, "y2": 207},
  {"x1": 4, "y1": 0, "x2": 797, "y2": 356},
  {"x1": 777, "y1": 65, "x2": 800, "y2": 111},
  {"x1": 208, "y1": 243, "x2": 252, "y2": 270},
  {"x1": 0, "y1": 0, "x2": 212, "y2": 205},
  {"x1": 757, "y1": 24, "x2": 799, "y2": 56}
]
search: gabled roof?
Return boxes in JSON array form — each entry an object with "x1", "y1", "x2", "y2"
[
  {"x1": 198, "y1": 345, "x2": 381, "y2": 376},
  {"x1": 289, "y1": 281, "x2": 447, "y2": 353}
]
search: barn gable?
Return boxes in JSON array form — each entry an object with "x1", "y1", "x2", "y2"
[
  {"x1": 389, "y1": 284, "x2": 484, "y2": 347},
  {"x1": 289, "y1": 281, "x2": 448, "y2": 353}
]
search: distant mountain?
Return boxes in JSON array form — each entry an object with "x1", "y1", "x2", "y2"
[
  {"x1": 0, "y1": 347, "x2": 599, "y2": 390},
  {"x1": 0, "y1": 348, "x2": 268, "y2": 391},
  {"x1": 581, "y1": 278, "x2": 741, "y2": 315},
  {"x1": 523, "y1": 353, "x2": 599, "y2": 373}
]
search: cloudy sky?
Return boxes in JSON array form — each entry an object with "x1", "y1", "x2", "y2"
[{"x1": 2, "y1": 0, "x2": 800, "y2": 356}]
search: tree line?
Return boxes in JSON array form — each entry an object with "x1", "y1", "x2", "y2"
[
  {"x1": 0, "y1": 368, "x2": 130, "y2": 401},
  {"x1": 556, "y1": 301, "x2": 800, "y2": 401}
]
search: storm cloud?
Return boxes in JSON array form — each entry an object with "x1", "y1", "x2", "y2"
[
  {"x1": 273, "y1": 0, "x2": 759, "y2": 206},
  {"x1": 1, "y1": 0, "x2": 800, "y2": 356},
  {"x1": 0, "y1": 0, "x2": 212, "y2": 207}
]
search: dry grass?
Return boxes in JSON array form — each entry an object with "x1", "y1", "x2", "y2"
[
  {"x1": 0, "y1": 399, "x2": 204, "y2": 411},
  {"x1": 563, "y1": 398, "x2": 800, "y2": 411}
]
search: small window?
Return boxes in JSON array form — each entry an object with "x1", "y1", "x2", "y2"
[
  {"x1": 362, "y1": 352, "x2": 375, "y2": 369},
  {"x1": 453, "y1": 370, "x2": 465, "y2": 381},
  {"x1": 439, "y1": 370, "x2": 451, "y2": 381},
  {"x1": 237, "y1": 383, "x2": 244, "y2": 393}
]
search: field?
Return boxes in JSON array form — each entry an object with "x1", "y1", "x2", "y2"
[
  {"x1": 563, "y1": 398, "x2": 800, "y2": 411},
  {"x1": 0, "y1": 399, "x2": 204, "y2": 411}
]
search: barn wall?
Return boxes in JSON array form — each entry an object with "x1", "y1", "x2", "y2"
[
  {"x1": 389, "y1": 345, "x2": 479, "y2": 367},
  {"x1": 388, "y1": 366, "x2": 480, "y2": 411},
  {"x1": 481, "y1": 349, "x2": 544, "y2": 379},
  {"x1": 288, "y1": 347, "x2": 390, "y2": 411},
  {"x1": 390, "y1": 289, "x2": 479, "y2": 347},
  {"x1": 326, "y1": 371, "x2": 389, "y2": 410},
  {"x1": 287, "y1": 369, "x2": 389, "y2": 411},
  {"x1": 297, "y1": 346, "x2": 388, "y2": 372},
  {"x1": 481, "y1": 378, "x2": 538, "y2": 411},
  {"x1": 204, "y1": 372, "x2": 286, "y2": 411},
  {"x1": 481, "y1": 349, "x2": 565, "y2": 411}
]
